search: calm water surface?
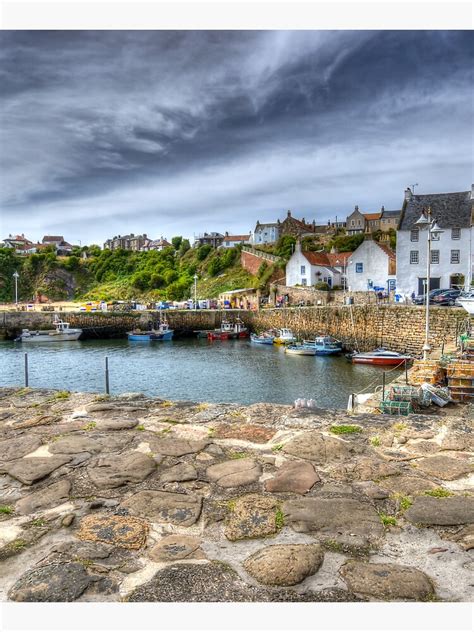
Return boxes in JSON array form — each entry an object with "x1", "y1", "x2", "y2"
[{"x1": 0, "y1": 338, "x2": 399, "y2": 408}]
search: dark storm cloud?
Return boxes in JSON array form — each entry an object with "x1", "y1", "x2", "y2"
[{"x1": 0, "y1": 30, "x2": 472, "y2": 243}]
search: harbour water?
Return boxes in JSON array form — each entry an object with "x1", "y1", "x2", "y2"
[{"x1": 0, "y1": 338, "x2": 401, "y2": 408}]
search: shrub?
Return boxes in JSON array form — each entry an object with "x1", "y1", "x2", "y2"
[
  {"x1": 315, "y1": 282, "x2": 330, "y2": 291},
  {"x1": 197, "y1": 244, "x2": 212, "y2": 261}
]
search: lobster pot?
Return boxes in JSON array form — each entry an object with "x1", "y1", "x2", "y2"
[
  {"x1": 388, "y1": 385, "x2": 428, "y2": 406},
  {"x1": 447, "y1": 360, "x2": 474, "y2": 403},
  {"x1": 379, "y1": 401, "x2": 413, "y2": 416}
]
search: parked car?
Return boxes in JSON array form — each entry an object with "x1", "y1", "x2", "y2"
[
  {"x1": 432, "y1": 289, "x2": 462, "y2": 306},
  {"x1": 412, "y1": 289, "x2": 446, "y2": 305}
]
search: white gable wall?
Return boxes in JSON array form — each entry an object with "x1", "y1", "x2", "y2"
[{"x1": 346, "y1": 240, "x2": 395, "y2": 291}]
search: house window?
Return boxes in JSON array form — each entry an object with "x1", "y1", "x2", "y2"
[
  {"x1": 451, "y1": 250, "x2": 460, "y2": 264},
  {"x1": 410, "y1": 251, "x2": 419, "y2": 264},
  {"x1": 300, "y1": 265, "x2": 306, "y2": 274},
  {"x1": 355, "y1": 263, "x2": 363, "y2": 273},
  {"x1": 301, "y1": 278, "x2": 307, "y2": 286},
  {"x1": 351, "y1": 220, "x2": 355, "y2": 226},
  {"x1": 410, "y1": 229, "x2": 419, "y2": 242},
  {"x1": 431, "y1": 250, "x2": 440, "y2": 264},
  {"x1": 452, "y1": 228, "x2": 461, "y2": 240}
]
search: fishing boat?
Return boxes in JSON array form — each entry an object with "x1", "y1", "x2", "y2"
[
  {"x1": 348, "y1": 348, "x2": 411, "y2": 366},
  {"x1": 273, "y1": 328, "x2": 296, "y2": 345},
  {"x1": 15, "y1": 317, "x2": 82, "y2": 342},
  {"x1": 250, "y1": 331, "x2": 275, "y2": 345},
  {"x1": 195, "y1": 330, "x2": 214, "y2": 339},
  {"x1": 285, "y1": 344, "x2": 316, "y2": 356},
  {"x1": 305, "y1": 336, "x2": 342, "y2": 356},
  {"x1": 207, "y1": 318, "x2": 249, "y2": 340},
  {"x1": 127, "y1": 321, "x2": 174, "y2": 342}
]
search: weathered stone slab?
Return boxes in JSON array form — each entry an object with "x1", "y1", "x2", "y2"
[
  {"x1": 282, "y1": 498, "x2": 383, "y2": 543},
  {"x1": 49, "y1": 435, "x2": 103, "y2": 454},
  {"x1": 244, "y1": 544, "x2": 324, "y2": 586},
  {"x1": 8, "y1": 563, "x2": 91, "y2": 602},
  {"x1": 148, "y1": 535, "x2": 204, "y2": 562},
  {"x1": 265, "y1": 461, "x2": 319, "y2": 495},
  {"x1": 94, "y1": 418, "x2": 138, "y2": 431},
  {"x1": 87, "y1": 452, "x2": 155, "y2": 488},
  {"x1": 214, "y1": 424, "x2": 276, "y2": 444},
  {"x1": 206, "y1": 458, "x2": 262, "y2": 488},
  {"x1": 415, "y1": 456, "x2": 473, "y2": 480},
  {"x1": 7, "y1": 456, "x2": 71, "y2": 485},
  {"x1": 405, "y1": 496, "x2": 474, "y2": 526},
  {"x1": 378, "y1": 475, "x2": 437, "y2": 495},
  {"x1": 127, "y1": 562, "x2": 266, "y2": 602},
  {"x1": 149, "y1": 437, "x2": 208, "y2": 456},
  {"x1": 225, "y1": 494, "x2": 278, "y2": 541},
  {"x1": 353, "y1": 457, "x2": 404, "y2": 481},
  {"x1": 340, "y1": 561, "x2": 435, "y2": 601},
  {"x1": 121, "y1": 490, "x2": 202, "y2": 526},
  {"x1": 159, "y1": 463, "x2": 197, "y2": 484},
  {"x1": 283, "y1": 432, "x2": 358, "y2": 464},
  {"x1": 0, "y1": 436, "x2": 42, "y2": 461},
  {"x1": 77, "y1": 514, "x2": 148, "y2": 549},
  {"x1": 15, "y1": 479, "x2": 72, "y2": 515}
]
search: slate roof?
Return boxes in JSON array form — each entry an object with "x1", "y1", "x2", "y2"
[
  {"x1": 399, "y1": 190, "x2": 472, "y2": 230},
  {"x1": 381, "y1": 210, "x2": 400, "y2": 218}
]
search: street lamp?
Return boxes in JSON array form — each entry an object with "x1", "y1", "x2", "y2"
[
  {"x1": 415, "y1": 207, "x2": 444, "y2": 360},
  {"x1": 193, "y1": 273, "x2": 198, "y2": 310},
  {"x1": 12, "y1": 271, "x2": 19, "y2": 306}
]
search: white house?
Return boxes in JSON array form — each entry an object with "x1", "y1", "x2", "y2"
[
  {"x1": 396, "y1": 186, "x2": 473, "y2": 296},
  {"x1": 250, "y1": 221, "x2": 280, "y2": 245},
  {"x1": 286, "y1": 242, "x2": 351, "y2": 288},
  {"x1": 346, "y1": 238, "x2": 396, "y2": 292},
  {"x1": 220, "y1": 233, "x2": 250, "y2": 248}
]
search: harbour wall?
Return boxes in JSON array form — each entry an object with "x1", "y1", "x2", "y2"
[{"x1": 0, "y1": 306, "x2": 472, "y2": 356}]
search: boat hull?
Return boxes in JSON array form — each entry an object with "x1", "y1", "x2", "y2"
[
  {"x1": 250, "y1": 335, "x2": 275, "y2": 345},
  {"x1": 19, "y1": 331, "x2": 82, "y2": 342},
  {"x1": 285, "y1": 346, "x2": 316, "y2": 356},
  {"x1": 351, "y1": 356, "x2": 410, "y2": 366},
  {"x1": 314, "y1": 348, "x2": 340, "y2": 356}
]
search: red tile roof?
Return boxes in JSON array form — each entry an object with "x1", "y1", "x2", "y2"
[
  {"x1": 224, "y1": 235, "x2": 250, "y2": 241},
  {"x1": 302, "y1": 251, "x2": 352, "y2": 268},
  {"x1": 363, "y1": 213, "x2": 382, "y2": 221}
]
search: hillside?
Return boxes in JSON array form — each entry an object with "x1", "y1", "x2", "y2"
[{"x1": 0, "y1": 242, "x2": 259, "y2": 304}]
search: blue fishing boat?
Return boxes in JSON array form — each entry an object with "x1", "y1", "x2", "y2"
[
  {"x1": 127, "y1": 321, "x2": 174, "y2": 342},
  {"x1": 305, "y1": 336, "x2": 341, "y2": 355},
  {"x1": 250, "y1": 332, "x2": 275, "y2": 345}
]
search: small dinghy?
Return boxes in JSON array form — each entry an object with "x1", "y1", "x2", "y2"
[
  {"x1": 285, "y1": 344, "x2": 316, "y2": 356},
  {"x1": 348, "y1": 347, "x2": 411, "y2": 366}
]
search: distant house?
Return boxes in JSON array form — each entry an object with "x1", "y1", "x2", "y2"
[
  {"x1": 396, "y1": 186, "x2": 473, "y2": 295},
  {"x1": 285, "y1": 242, "x2": 351, "y2": 288},
  {"x1": 279, "y1": 210, "x2": 319, "y2": 239},
  {"x1": 42, "y1": 235, "x2": 74, "y2": 255},
  {"x1": 2, "y1": 234, "x2": 37, "y2": 254},
  {"x1": 145, "y1": 237, "x2": 172, "y2": 252},
  {"x1": 250, "y1": 221, "x2": 280, "y2": 245},
  {"x1": 194, "y1": 232, "x2": 224, "y2": 248},
  {"x1": 346, "y1": 238, "x2": 396, "y2": 292},
  {"x1": 103, "y1": 233, "x2": 148, "y2": 251},
  {"x1": 220, "y1": 233, "x2": 250, "y2": 248},
  {"x1": 380, "y1": 207, "x2": 401, "y2": 232},
  {"x1": 346, "y1": 206, "x2": 366, "y2": 235}
]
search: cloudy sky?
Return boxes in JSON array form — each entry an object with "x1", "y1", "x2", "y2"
[{"x1": 0, "y1": 30, "x2": 472, "y2": 245}]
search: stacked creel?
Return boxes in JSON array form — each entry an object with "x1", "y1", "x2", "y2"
[
  {"x1": 409, "y1": 360, "x2": 446, "y2": 386},
  {"x1": 447, "y1": 360, "x2": 474, "y2": 403}
]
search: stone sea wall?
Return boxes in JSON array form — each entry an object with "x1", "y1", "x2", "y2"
[{"x1": 0, "y1": 387, "x2": 472, "y2": 603}]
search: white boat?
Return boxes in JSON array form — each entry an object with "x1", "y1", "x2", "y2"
[
  {"x1": 285, "y1": 344, "x2": 316, "y2": 356},
  {"x1": 458, "y1": 298, "x2": 474, "y2": 315},
  {"x1": 274, "y1": 328, "x2": 296, "y2": 345},
  {"x1": 16, "y1": 317, "x2": 82, "y2": 342}
]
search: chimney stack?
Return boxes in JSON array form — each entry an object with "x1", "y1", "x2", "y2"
[
  {"x1": 404, "y1": 187, "x2": 412, "y2": 202},
  {"x1": 471, "y1": 184, "x2": 474, "y2": 200}
]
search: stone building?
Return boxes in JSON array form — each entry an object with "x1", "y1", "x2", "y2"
[
  {"x1": 346, "y1": 237, "x2": 396, "y2": 292},
  {"x1": 279, "y1": 210, "x2": 319, "y2": 238},
  {"x1": 250, "y1": 221, "x2": 280, "y2": 245},
  {"x1": 380, "y1": 207, "x2": 401, "y2": 231},
  {"x1": 220, "y1": 233, "x2": 251, "y2": 248},
  {"x1": 103, "y1": 233, "x2": 148, "y2": 251},
  {"x1": 396, "y1": 186, "x2": 474, "y2": 295},
  {"x1": 194, "y1": 232, "x2": 225, "y2": 248}
]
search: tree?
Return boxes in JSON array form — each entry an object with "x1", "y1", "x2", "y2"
[
  {"x1": 171, "y1": 236, "x2": 183, "y2": 250},
  {"x1": 275, "y1": 235, "x2": 296, "y2": 259},
  {"x1": 197, "y1": 244, "x2": 212, "y2": 261},
  {"x1": 178, "y1": 239, "x2": 191, "y2": 256}
]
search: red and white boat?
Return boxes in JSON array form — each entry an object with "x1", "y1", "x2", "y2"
[
  {"x1": 349, "y1": 347, "x2": 411, "y2": 366},
  {"x1": 207, "y1": 318, "x2": 249, "y2": 340}
]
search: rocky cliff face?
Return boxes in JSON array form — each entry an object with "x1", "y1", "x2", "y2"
[{"x1": 0, "y1": 387, "x2": 472, "y2": 603}]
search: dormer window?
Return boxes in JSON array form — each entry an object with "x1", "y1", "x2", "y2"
[
  {"x1": 451, "y1": 228, "x2": 461, "y2": 240},
  {"x1": 410, "y1": 228, "x2": 419, "y2": 242}
]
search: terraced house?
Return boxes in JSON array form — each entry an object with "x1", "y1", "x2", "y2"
[{"x1": 396, "y1": 186, "x2": 474, "y2": 296}]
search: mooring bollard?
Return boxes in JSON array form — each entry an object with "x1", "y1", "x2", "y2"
[
  {"x1": 105, "y1": 356, "x2": 110, "y2": 395},
  {"x1": 24, "y1": 352, "x2": 29, "y2": 387}
]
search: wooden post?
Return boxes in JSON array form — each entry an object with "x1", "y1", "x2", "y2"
[
  {"x1": 105, "y1": 356, "x2": 110, "y2": 395},
  {"x1": 382, "y1": 372, "x2": 386, "y2": 402},
  {"x1": 24, "y1": 353, "x2": 29, "y2": 387},
  {"x1": 405, "y1": 359, "x2": 408, "y2": 384}
]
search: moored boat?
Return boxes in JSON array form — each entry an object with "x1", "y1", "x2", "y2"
[
  {"x1": 310, "y1": 336, "x2": 342, "y2": 356},
  {"x1": 15, "y1": 317, "x2": 82, "y2": 342},
  {"x1": 250, "y1": 331, "x2": 275, "y2": 345},
  {"x1": 273, "y1": 328, "x2": 296, "y2": 345},
  {"x1": 127, "y1": 321, "x2": 174, "y2": 342},
  {"x1": 208, "y1": 318, "x2": 249, "y2": 340},
  {"x1": 348, "y1": 348, "x2": 411, "y2": 366},
  {"x1": 285, "y1": 344, "x2": 316, "y2": 356}
]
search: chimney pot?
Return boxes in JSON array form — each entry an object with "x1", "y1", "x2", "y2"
[
  {"x1": 287, "y1": 210, "x2": 291, "y2": 217},
  {"x1": 404, "y1": 187, "x2": 412, "y2": 202}
]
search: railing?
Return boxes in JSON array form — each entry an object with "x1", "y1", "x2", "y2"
[{"x1": 241, "y1": 245, "x2": 282, "y2": 263}]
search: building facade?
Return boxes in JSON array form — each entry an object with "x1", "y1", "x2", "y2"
[
  {"x1": 220, "y1": 233, "x2": 250, "y2": 248},
  {"x1": 346, "y1": 238, "x2": 396, "y2": 292},
  {"x1": 286, "y1": 242, "x2": 351, "y2": 288},
  {"x1": 194, "y1": 232, "x2": 224, "y2": 248},
  {"x1": 250, "y1": 221, "x2": 280, "y2": 245},
  {"x1": 396, "y1": 186, "x2": 474, "y2": 295},
  {"x1": 103, "y1": 233, "x2": 148, "y2": 251}
]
